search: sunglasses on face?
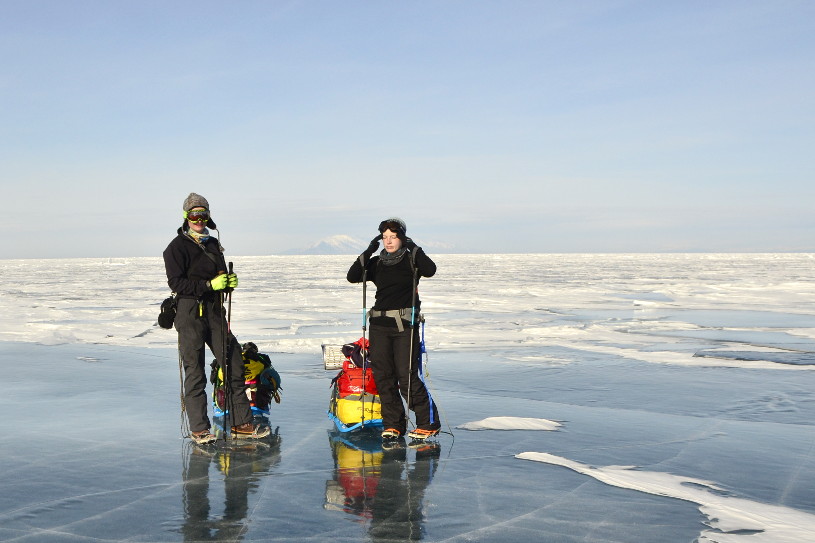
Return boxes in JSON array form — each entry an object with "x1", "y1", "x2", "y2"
[{"x1": 186, "y1": 210, "x2": 210, "y2": 223}]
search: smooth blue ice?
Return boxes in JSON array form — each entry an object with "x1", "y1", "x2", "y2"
[{"x1": 1, "y1": 254, "x2": 815, "y2": 542}]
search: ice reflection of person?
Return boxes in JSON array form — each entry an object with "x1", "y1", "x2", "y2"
[
  {"x1": 180, "y1": 435, "x2": 281, "y2": 542},
  {"x1": 325, "y1": 431, "x2": 440, "y2": 541},
  {"x1": 368, "y1": 443, "x2": 439, "y2": 541}
]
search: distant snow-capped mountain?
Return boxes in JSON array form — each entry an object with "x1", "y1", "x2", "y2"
[
  {"x1": 286, "y1": 235, "x2": 366, "y2": 255},
  {"x1": 283, "y1": 235, "x2": 455, "y2": 255}
]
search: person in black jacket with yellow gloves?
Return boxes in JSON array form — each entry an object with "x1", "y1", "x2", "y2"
[
  {"x1": 347, "y1": 217, "x2": 441, "y2": 442},
  {"x1": 163, "y1": 192, "x2": 269, "y2": 444}
]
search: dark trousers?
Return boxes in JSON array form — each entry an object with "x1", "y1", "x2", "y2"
[
  {"x1": 175, "y1": 297, "x2": 252, "y2": 432},
  {"x1": 368, "y1": 323, "x2": 439, "y2": 434}
]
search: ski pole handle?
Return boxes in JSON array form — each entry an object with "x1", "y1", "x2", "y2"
[{"x1": 226, "y1": 262, "x2": 233, "y2": 331}]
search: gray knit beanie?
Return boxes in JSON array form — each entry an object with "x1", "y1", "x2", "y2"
[{"x1": 183, "y1": 192, "x2": 209, "y2": 211}]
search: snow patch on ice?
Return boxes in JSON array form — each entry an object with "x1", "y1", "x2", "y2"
[
  {"x1": 613, "y1": 292, "x2": 678, "y2": 308},
  {"x1": 458, "y1": 416, "x2": 562, "y2": 431},
  {"x1": 504, "y1": 354, "x2": 573, "y2": 366},
  {"x1": 76, "y1": 356, "x2": 103, "y2": 363},
  {"x1": 517, "y1": 452, "x2": 815, "y2": 543},
  {"x1": 36, "y1": 329, "x2": 79, "y2": 345},
  {"x1": 632, "y1": 299, "x2": 673, "y2": 308}
]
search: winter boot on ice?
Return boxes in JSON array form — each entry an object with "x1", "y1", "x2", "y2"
[
  {"x1": 381, "y1": 428, "x2": 402, "y2": 440},
  {"x1": 191, "y1": 430, "x2": 216, "y2": 445},
  {"x1": 231, "y1": 423, "x2": 271, "y2": 440},
  {"x1": 407, "y1": 428, "x2": 439, "y2": 441}
]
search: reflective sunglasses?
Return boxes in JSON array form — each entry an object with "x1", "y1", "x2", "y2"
[{"x1": 186, "y1": 209, "x2": 210, "y2": 223}]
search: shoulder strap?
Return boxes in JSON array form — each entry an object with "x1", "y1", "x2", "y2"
[
  {"x1": 197, "y1": 238, "x2": 223, "y2": 268},
  {"x1": 183, "y1": 231, "x2": 223, "y2": 267}
]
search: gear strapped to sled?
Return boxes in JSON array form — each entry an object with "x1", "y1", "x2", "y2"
[
  {"x1": 211, "y1": 342, "x2": 282, "y2": 417},
  {"x1": 327, "y1": 337, "x2": 383, "y2": 432}
]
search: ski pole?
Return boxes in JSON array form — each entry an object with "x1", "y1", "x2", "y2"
[
  {"x1": 406, "y1": 265, "x2": 418, "y2": 428},
  {"x1": 226, "y1": 261, "x2": 235, "y2": 434},
  {"x1": 227, "y1": 262, "x2": 233, "y2": 331},
  {"x1": 217, "y1": 264, "x2": 231, "y2": 439},
  {"x1": 359, "y1": 255, "x2": 367, "y2": 355},
  {"x1": 359, "y1": 255, "x2": 369, "y2": 425}
]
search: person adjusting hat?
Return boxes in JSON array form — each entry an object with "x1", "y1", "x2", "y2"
[{"x1": 347, "y1": 217, "x2": 441, "y2": 443}]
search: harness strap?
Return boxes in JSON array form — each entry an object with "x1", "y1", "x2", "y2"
[{"x1": 368, "y1": 308, "x2": 423, "y2": 332}]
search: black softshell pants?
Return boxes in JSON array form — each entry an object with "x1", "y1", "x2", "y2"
[
  {"x1": 368, "y1": 323, "x2": 440, "y2": 435},
  {"x1": 175, "y1": 296, "x2": 253, "y2": 433}
]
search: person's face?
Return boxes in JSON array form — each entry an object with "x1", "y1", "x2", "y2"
[
  {"x1": 187, "y1": 207, "x2": 208, "y2": 233},
  {"x1": 381, "y1": 229, "x2": 402, "y2": 253}
]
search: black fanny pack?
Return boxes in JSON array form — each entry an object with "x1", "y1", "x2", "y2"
[{"x1": 158, "y1": 294, "x2": 177, "y2": 329}]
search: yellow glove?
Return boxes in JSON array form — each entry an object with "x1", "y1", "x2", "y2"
[
  {"x1": 227, "y1": 273, "x2": 238, "y2": 289},
  {"x1": 210, "y1": 274, "x2": 228, "y2": 291}
]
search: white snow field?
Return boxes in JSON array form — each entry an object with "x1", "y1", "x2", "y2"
[{"x1": 1, "y1": 253, "x2": 815, "y2": 542}]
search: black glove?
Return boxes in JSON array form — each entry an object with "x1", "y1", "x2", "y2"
[
  {"x1": 363, "y1": 235, "x2": 382, "y2": 258},
  {"x1": 404, "y1": 237, "x2": 417, "y2": 251}
]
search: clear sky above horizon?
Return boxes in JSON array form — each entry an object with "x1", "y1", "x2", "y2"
[{"x1": 3, "y1": 1, "x2": 814, "y2": 258}]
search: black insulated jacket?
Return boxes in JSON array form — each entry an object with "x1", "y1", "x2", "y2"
[{"x1": 163, "y1": 228, "x2": 227, "y2": 300}]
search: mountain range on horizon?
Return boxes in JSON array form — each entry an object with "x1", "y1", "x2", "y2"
[
  {"x1": 286, "y1": 235, "x2": 366, "y2": 255},
  {"x1": 282, "y1": 235, "x2": 453, "y2": 255}
]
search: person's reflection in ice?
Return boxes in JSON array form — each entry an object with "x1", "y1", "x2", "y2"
[
  {"x1": 325, "y1": 430, "x2": 440, "y2": 541},
  {"x1": 180, "y1": 429, "x2": 281, "y2": 542},
  {"x1": 369, "y1": 441, "x2": 440, "y2": 541}
]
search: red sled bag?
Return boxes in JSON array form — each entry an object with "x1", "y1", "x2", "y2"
[{"x1": 336, "y1": 358, "x2": 378, "y2": 396}]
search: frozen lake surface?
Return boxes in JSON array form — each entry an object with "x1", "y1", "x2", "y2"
[{"x1": 2, "y1": 253, "x2": 815, "y2": 542}]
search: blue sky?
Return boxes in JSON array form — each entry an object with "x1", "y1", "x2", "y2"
[{"x1": 3, "y1": 1, "x2": 813, "y2": 257}]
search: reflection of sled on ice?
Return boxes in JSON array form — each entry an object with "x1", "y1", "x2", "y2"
[
  {"x1": 324, "y1": 428, "x2": 383, "y2": 517},
  {"x1": 324, "y1": 338, "x2": 383, "y2": 433},
  {"x1": 324, "y1": 427, "x2": 441, "y2": 528}
]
